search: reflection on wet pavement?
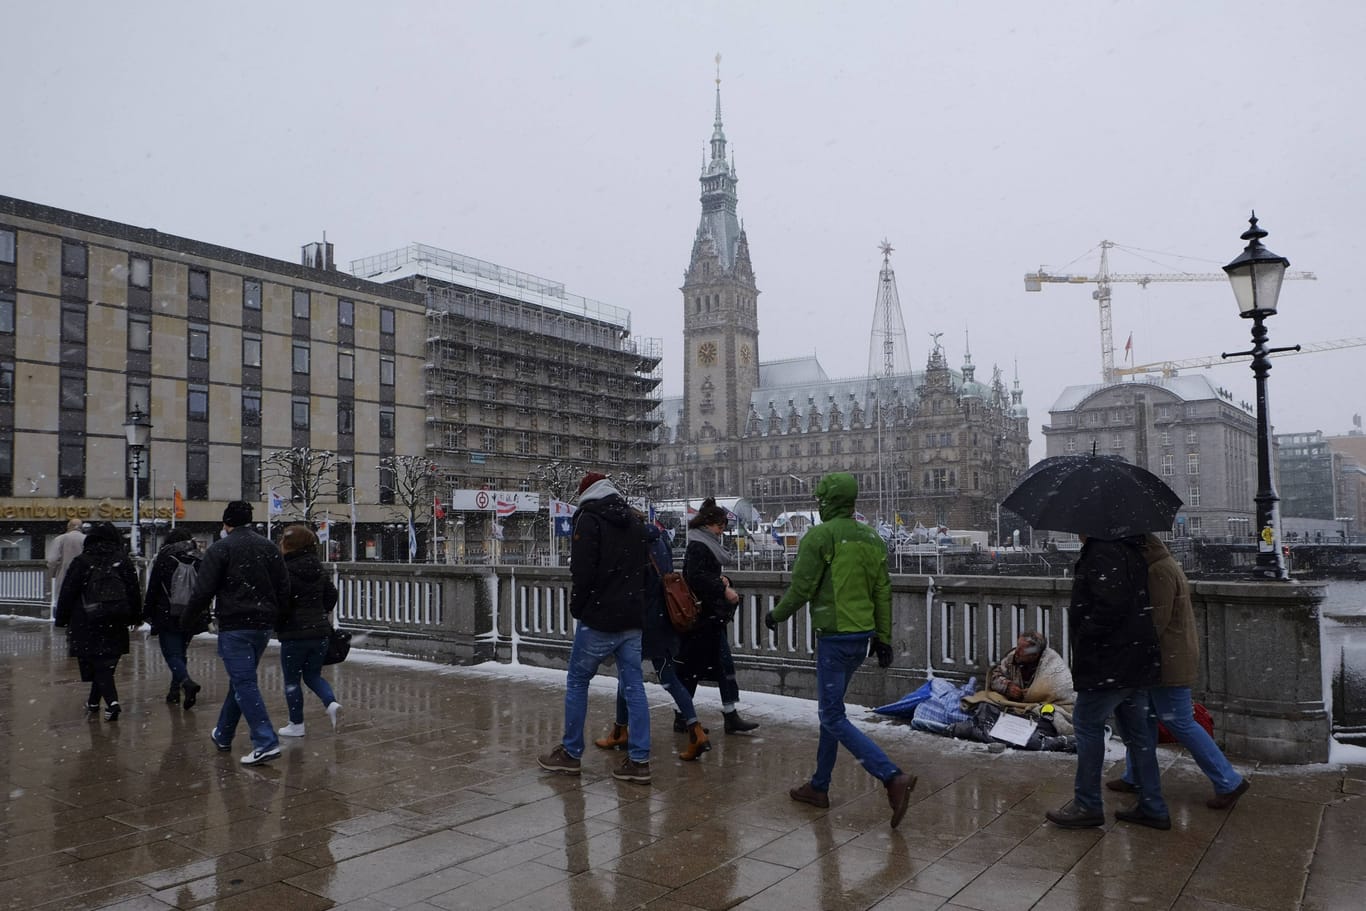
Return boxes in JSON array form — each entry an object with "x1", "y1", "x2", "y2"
[{"x1": 2, "y1": 618, "x2": 1363, "y2": 910}]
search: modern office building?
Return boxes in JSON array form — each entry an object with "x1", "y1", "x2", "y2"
[{"x1": 1275, "y1": 431, "x2": 1336, "y2": 520}]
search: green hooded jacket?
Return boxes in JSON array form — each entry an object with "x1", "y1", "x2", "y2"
[{"x1": 771, "y1": 473, "x2": 892, "y2": 640}]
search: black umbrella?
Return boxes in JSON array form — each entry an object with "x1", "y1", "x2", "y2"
[{"x1": 1001, "y1": 455, "x2": 1182, "y2": 540}]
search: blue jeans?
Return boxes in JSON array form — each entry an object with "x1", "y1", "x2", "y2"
[
  {"x1": 280, "y1": 638, "x2": 336, "y2": 725},
  {"x1": 1073, "y1": 687, "x2": 1167, "y2": 817},
  {"x1": 563, "y1": 625, "x2": 650, "y2": 763},
  {"x1": 1122, "y1": 686, "x2": 1243, "y2": 795},
  {"x1": 158, "y1": 630, "x2": 193, "y2": 687},
  {"x1": 810, "y1": 633, "x2": 901, "y2": 792},
  {"x1": 214, "y1": 630, "x2": 278, "y2": 752},
  {"x1": 616, "y1": 656, "x2": 698, "y2": 725}
]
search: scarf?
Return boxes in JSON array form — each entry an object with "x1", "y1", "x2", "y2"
[{"x1": 687, "y1": 526, "x2": 732, "y2": 567}]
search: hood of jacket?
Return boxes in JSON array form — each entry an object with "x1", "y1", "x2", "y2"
[
  {"x1": 577, "y1": 478, "x2": 623, "y2": 505},
  {"x1": 1137, "y1": 533, "x2": 1172, "y2": 567},
  {"x1": 285, "y1": 548, "x2": 325, "y2": 583},
  {"x1": 578, "y1": 493, "x2": 635, "y2": 528},
  {"x1": 815, "y1": 472, "x2": 858, "y2": 522}
]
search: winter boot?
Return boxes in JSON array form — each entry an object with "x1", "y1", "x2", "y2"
[
  {"x1": 672, "y1": 711, "x2": 687, "y2": 733},
  {"x1": 165, "y1": 684, "x2": 181, "y2": 705},
  {"x1": 723, "y1": 710, "x2": 759, "y2": 734},
  {"x1": 679, "y1": 722, "x2": 711, "y2": 761},
  {"x1": 594, "y1": 723, "x2": 629, "y2": 750},
  {"x1": 181, "y1": 679, "x2": 201, "y2": 710}
]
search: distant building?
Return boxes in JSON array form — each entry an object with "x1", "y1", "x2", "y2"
[
  {"x1": 1275, "y1": 431, "x2": 1336, "y2": 520},
  {"x1": 1042, "y1": 376, "x2": 1258, "y2": 538},
  {"x1": 1326, "y1": 430, "x2": 1366, "y2": 540}
]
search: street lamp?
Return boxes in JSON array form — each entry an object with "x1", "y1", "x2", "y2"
[
  {"x1": 1221, "y1": 212, "x2": 1300, "y2": 580},
  {"x1": 122, "y1": 408, "x2": 153, "y2": 558}
]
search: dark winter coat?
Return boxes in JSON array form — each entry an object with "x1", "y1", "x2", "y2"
[
  {"x1": 1067, "y1": 536, "x2": 1161, "y2": 691},
  {"x1": 276, "y1": 550, "x2": 339, "y2": 641},
  {"x1": 183, "y1": 526, "x2": 289, "y2": 633},
  {"x1": 642, "y1": 524, "x2": 680, "y2": 660},
  {"x1": 683, "y1": 539, "x2": 734, "y2": 626},
  {"x1": 144, "y1": 539, "x2": 205, "y2": 636},
  {"x1": 54, "y1": 536, "x2": 142, "y2": 660},
  {"x1": 569, "y1": 492, "x2": 648, "y2": 632}
]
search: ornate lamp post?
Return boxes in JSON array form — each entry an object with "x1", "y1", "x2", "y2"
[
  {"x1": 1221, "y1": 213, "x2": 1300, "y2": 580},
  {"x1": 122, "y1": 408, "x2": 153, "y2": 558}
]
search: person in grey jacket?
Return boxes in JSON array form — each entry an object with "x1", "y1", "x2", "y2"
[
  {"x1": 274, "y1": 524, "x2": 341, "y2": 737},
  {"x1": 183, "y1": 501, "x2": 290, "y2": 766}
]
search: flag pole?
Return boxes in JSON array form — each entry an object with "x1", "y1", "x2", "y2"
[
  {"x1": 349, "y1": 492, "x2": 357, "y2": 562},
  {"x1": 170, "y1": 483, "x2": 177, "y2": 530}
]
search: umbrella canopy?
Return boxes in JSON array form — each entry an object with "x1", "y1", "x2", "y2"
[{"x1": 1002, "y1": 455, "x2": 1182, "y2": 540}]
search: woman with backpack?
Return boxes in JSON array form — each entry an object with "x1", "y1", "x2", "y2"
[
  {"x1": 54, "y1": 522, "x2": 143, "y2": 720},
  {"x1": 144, "y1": 528, "x2": 205, "y2": 708},
  {"x1": 274, "y1": 524, "x2": 341, "y2": 736}
]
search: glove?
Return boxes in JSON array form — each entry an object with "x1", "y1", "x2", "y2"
[
  {"x1": 870, "y1": 638, "x2": 894, "y2": 669},
  {"x1": 763, "y1": 611, "x2": 778, "y2": 631}
]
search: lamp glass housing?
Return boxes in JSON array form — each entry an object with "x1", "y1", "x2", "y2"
[
  {"x1": 1226, "y1": 258, "x2": 1287, "y2": 317},
  {"x1": 123, "y1": 408, "x2": 153, "y2": 449}
]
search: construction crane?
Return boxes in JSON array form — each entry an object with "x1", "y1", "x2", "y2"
[
  {"x1": 1114, "y1": 337, "x2": 1366, "y2": 378},
  {"x1": 1025, "y1": 240, "x2": 1317, "y2": 384}
]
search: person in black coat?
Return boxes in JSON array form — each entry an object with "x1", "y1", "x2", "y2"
[
  {"x1": 143, "y1": 528, "x2": 205, "y2": 708},
  {"x1": 274, "y1": 524, "x2": 341, "y2": 737},
  {"x1": 677, "y1": 498, "x2": 759, "y2": 735},
  {"x1": 593, "y1": 520, "x2": 712, "y2": 761},
  {"x1": 54, "y1": 522, "x2": 143, "y2": 720},
  {"x1": 1046, "y1": 535, "x2": 1169, "y2": 831}
]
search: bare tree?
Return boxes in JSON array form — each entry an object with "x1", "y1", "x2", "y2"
[
  {"x1": 261, "y1": 447, "x2": 340, "y2": 525},
  {"x1": 380, "y1": 455, "x2": 440, "y2": 560},
  {"x1": 531, "y1": 459, "x2": 586, "y2": 502}
]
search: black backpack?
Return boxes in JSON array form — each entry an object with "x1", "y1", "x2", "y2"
[{"x1": 82, "y1": 558, "x2": 130, "y2": 622}]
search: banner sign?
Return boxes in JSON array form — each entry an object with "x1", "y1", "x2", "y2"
[{"x1": 450, "y1": 490, "x2": 541, "y2": 513}]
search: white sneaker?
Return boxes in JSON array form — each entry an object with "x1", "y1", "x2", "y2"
[
  {"x1": 326, "y1": 702, "x2": 342, "y2": 731},
  {"x1": 278, "y1": 722, "x2": 306, "y2": 737},
  {"x1": 240, "y1": 745, "x2": 282, "y2": 766}
]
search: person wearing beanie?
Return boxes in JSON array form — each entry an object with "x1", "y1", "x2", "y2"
[
  {"x1": 53, "y1": 522, "x2": 142, "y2": 720},
  {"x1": 142, "y1": 527, "x2": 206, "y2": 708},
  {"x1": 538, "y1": 472, "x2": 653, "y2": 784},
  {"x1": 182, "y1": 501, "x2": 290, "y2": 766},
  {"x1": 676, "y1": 497, "x2": 760, "y2": 735}
]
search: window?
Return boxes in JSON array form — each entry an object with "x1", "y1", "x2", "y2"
[
  {"x1": 242, "y1": 391, "x2": 261, "y2": 426},
  {"x1": 292, "y1": 343, "x2": 310, "y2": 375},
  {"x1": 0, "y1": 228, "x2": 14, "y2": 263},
  {"x1": 242, "y1": 333, "x2": 261, "y2": 367},
  {"x1": 61, "y1": 241, "x2": 87, "y2": 277},
  {"x1": 380, "y1": 356, "x2": 394, "y2": 386},
  {"x1": 130, "y1": 256, "x2": 151, "y2": 289},
  {"x1": 1160, "y1": 453, "x2": 1174, "y2": 477},
  {"x1": 1189, "y1": 516, "x2": 1202, "y2": 535},
  {"x1": 188, "y1": 268, "x2": 209, "y2": 300},
  {"x1": 188, "y1": 324, "x2": 209, "y2": 360},
  {"x1": 187, "y1": 384, "x2": 208, "y2": 422},
  {"x1": 127, "y1": 381, "x2": 150, "y2": 417},
  {"x1": 292, "y1": 397, "x2": 310, "y2": 430},
  {"x1": 380, "y1": 307, "x2": 395, "y2": 334},
  {"x1": 60, "y1": 375, "x2": 85, "y2": 410},
  {"x1": 243, "y1": 279, "x2": 261, "y2": 310},
  {"x1": 482, "y1": 380, "x2": 496, "y2": 402},
  {"x1": 1160, "y1": 431, "x2": 1171, "y2": 446},
  {"x1": 128, "y1": 314, "x2": 150, "y2": 351},
  {"x1": 61, "y1": 307, "x2": 86, "y2": 344},
  {"x1": 1186, "y1": 430, "x2": 1199, "y2": 445},
  {"x1": 379, "y1": 409, "x2": 395, "y2": 438},
  {"x1": 337, "y1": 461, "x2": 353, "y2": 503},
  {"x1": 0, "y1": 361, "x2": 12, "y2": 403},
  {"x1": 551, "y1": 436, "x2": 566, "y2": 457},
  {"x1": 581, "y1": 440, "x2": 596, "y2": 460},
  {"x1": 0, "y1": 291, "x2": 13, "y2": 333},
  {"x1": 481, "y1": 428, "x2": 497, "y2": 452},
  {"x1": 338, "y1": 402, "x2": 354, "y2": 434},
  {"x1": 378, "y1": 467, "x2": 395, "y2": 505},
  {"x1": 292, "y1": 289, "x2": 310, "y2": 318},
  {"x1": 59, "y1": 441, "x2": 85, "y2": 497},
  {"x1": 1065, "y1": 437, "x2": 1077, "y2": 454},
  {"x1": 1187, "y1": 452, "x2": 1200, "y2": 474},
  {"x1": 187, "y1": 447, "x2": 209, "y2": 500},
  {"x1": 337, "y1": 351, "x2": 353, "y2": 380},
  {"x1": 1188, "y1": 484, "x2": 1201, "y2": 507},
  {"x1": 338, "y1": 298, "x2": 353, "y2": 326},
  {"x1": 1112, "y1": 434, "x2": 1123, "y2": 451},
  {"x1": 517, "y1": 431, "x2": 532, "y2": 455},
  {"x1": 241, "y1": 451, "x2": 261, "y2": 502}
]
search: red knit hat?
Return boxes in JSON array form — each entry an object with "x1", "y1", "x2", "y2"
[{"x1": 577, "y1": 472, "x2": 608, "y2": 495}]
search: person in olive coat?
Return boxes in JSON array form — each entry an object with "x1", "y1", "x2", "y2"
[
  {"x1": 274, "y1": 524, "x2": 341, "y2": 736},
  {"x1": 54, "y1": 522, "x2": 143, "y2": 720}
]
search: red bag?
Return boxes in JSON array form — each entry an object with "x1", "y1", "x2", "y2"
[
  {"x1": 650, "y1": 554, "x2": 700, "y2": 633},
  {"x1": 1157, "y1": 701, "x2": 1215, "y2": 743}
]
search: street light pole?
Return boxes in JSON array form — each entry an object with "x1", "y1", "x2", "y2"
[
  {"x1": 122, "y1": 408, "x2": 153, "y2": 558},
  {"x1": 1221, "y1": 213, "x2": 1299, "y2": 581}
]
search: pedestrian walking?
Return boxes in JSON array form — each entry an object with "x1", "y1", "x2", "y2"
[
  {"x1": 677, "y1": 497, "x2": 760, "y2": 734},
  {"x1": 275, "y1": 524, "x2": 342, "y2": 737},
  {"x1": 182, "y1": 501, "x2": 290, "y2": 766},
  {"x1": 143, "y1": 528, "x2": 205, "y2": 708},
  {"x1": 538, "y1": 472, "x2": 653, "y2": 783},
  {"x1": 1046, "y1": 535, "x2": 1169, "y2": 830},
  {"x1": 594, "y1": 518, "x2": 711, "y2": 761},
  {"x1": 47, "y1": 517, "x2": 86, "y2": 616},
  {"x1": 763, "y1": 473, "x2": 916, "y2": 829},
  {"x1": 53, "y1": 522, "x2": 142, "y2": 720},
  {"x1": 1108, "y1": 534, "x2": 1250, "y2": 810}
]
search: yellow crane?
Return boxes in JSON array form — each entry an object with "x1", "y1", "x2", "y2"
[
  {"x1": 1025, "y1": 239, "x2": 1317, "y2": 384},
  {"x1": 1114, "y1": 336, "x2": 1366, "y2": 378}
]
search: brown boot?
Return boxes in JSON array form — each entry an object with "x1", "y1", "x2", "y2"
[
  {"x1": 679, "y1": 721, "x2": 711, "y2": 761},
  {"x1": 593, "y1": 723, "x2": 629, "y2": 750}
]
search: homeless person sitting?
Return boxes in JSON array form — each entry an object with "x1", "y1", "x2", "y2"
[{"x1": 950, "y1": 631, "x2": 1078, "y2": 752}]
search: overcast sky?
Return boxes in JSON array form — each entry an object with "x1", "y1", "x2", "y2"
[{"x1": 7, "y1": 2, "x2": 1363, "y2": 462}]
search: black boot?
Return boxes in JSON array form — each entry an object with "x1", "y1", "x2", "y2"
[
  {"x1": 723, "y1": 710, "x2": 759, "y2": 734},
  {"x1": 673, "y1": 711, "x2": 687, "y2": 733},
  {"x1": 182, "y1": 679, "x2": 201, "y2": 710},
  {"x1": 166, "y1": 684, "x2": 181, "y2": 705}
]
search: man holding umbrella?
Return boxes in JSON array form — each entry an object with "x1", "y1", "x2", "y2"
[{"x1": 1003, "y1": 455, "x2": 1178, "y2": 830}]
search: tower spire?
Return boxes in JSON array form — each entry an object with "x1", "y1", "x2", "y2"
[
  {"x1": 867, "y1": 240, "x2": 912, "y2": 379},
  {"x1": 711, "y1": 52, "x2": 727, "y2": 162}
]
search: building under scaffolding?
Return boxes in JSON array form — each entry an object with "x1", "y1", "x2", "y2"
[{"x1": 352, "y1": 244, "x2": 662, "y2": 563}]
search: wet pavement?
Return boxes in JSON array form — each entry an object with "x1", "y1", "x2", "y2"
[{"x1": 2, "y1": 616, "x2": 1363, "y2": 911}]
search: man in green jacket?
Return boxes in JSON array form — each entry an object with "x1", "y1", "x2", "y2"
[{"x1": 764, "y1": 472, "x2": 916, "y2": 829}]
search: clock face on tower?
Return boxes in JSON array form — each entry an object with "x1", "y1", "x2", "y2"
[
  {"x1": 740, "y1": 344, "x2": 752, "y2": 365},
  {"x1": 697, "y1": 341, "x2": 718, "y2": 366}
]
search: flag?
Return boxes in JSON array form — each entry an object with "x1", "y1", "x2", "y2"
[
  {"x1": 496, "y1": 496, "x2": 517, "y2": 518},
  {"x1": 173, "y1": 486, "x2": 185, "y2": 519},
  {"x1": 854, "y1": 511, "x2": 867, "y2": 523},
  {"x1": 408, "y1": 516, "x2": 418, "y2": 559},
  {"x1": 1124, "y1": 332, "x2": 1133, "y2": 362},
  {"x1": 433, "y1": 496, "x2": 446, "y2": 520},
  {"x1": 772, "y1": 526, "x2": 783, "y2": 545},
  {"x1": 317, "y1": 516, "x2": 330, "y2": 545},
  {"x1": 268, "y1": 488, "x2": 285, "y2": 515},
  {"x1": 491, "y1": 521, "x2": 505, "y2": 541},
  {"x1": 550, "y1": 498, "x2": 576, "y2": 519},
  {"x1": 554, "y1": 516, "x2": 574, "y2": 537}
]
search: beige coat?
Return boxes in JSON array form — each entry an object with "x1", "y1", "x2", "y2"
[
  {"x1": 1140, "y1": 534, "x2": 1199, "y2": 687},
  {"x1": 46, "y1": 529, "x2": 86, "y2": 598}
]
